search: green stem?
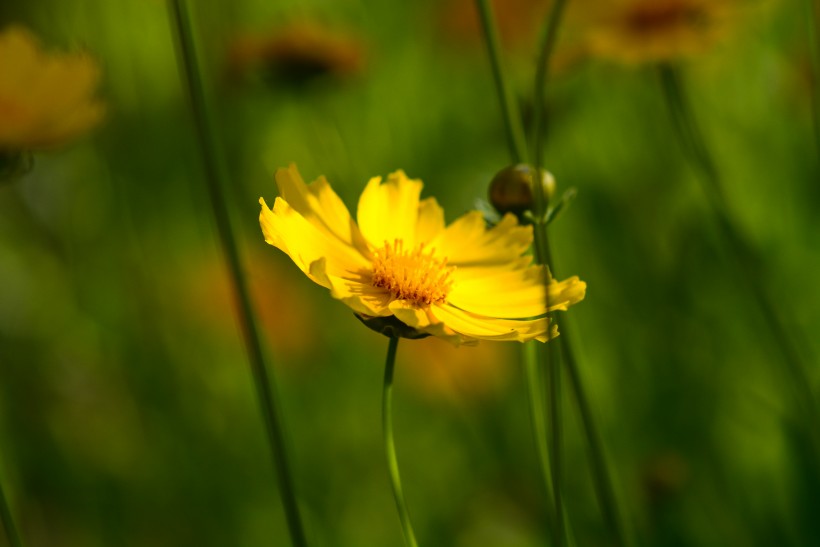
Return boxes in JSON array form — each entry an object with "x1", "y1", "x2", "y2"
[
  {"x1": 559, "y1": 320, "x2": 628, "y2": 547},
  {"x1": 167, "y1": 2, "x2": 307, "y2": 546},
  {"x1": 658, "y1": 64, "x2": 820, "y2": 451},
  {"x1": 530, "y1": 7, "x2": 569, "y2": 540},
  {"x1": 474, "y1": 0, "x2": 529, "y2": 164},
  {"x1": 382, "y1": 337, "x2": 419, "y2": 547},
  {"x1": 522, "y1": 343, "x2": 559, "y2": 533},
  {"x1": 531, "y1": 0, "x2": 568, "y2": 179},
  {"x1": 547, "y1": 325, "x2": 565, "y2": 547},
  {"x1": 531, "y1": 3, "x2": 628, "y2": 545},
  {"x1": 0, "y1": 476, "x2": 23, "y2": 547}
]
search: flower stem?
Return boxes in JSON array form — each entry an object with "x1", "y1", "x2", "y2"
[
  {"x1": 167, "y1": 2, "x2": 307, "y2": 546},
  {"x1": 559, "y1": 320, "x2": 627, "y2": 547},
  {"x1": 531, "y1": 0, "x2": 568, "y2": 177},
  {"x1": 475, "y1": 2, "x2": 568, "y2": 539},
  {"x1": 522, "y1": 343, "x2": 559, "y2": 532},
  {"x1": 659, "y1": 65, "x2": 820, "y2": 451},
  {"x1": 0, "y1": 476, "x2": 23, "y2": 547},
  {"x1": 382, "y1": 337, "x2": 419, "y2": 547},
  {"x1": 531, "y1": 3, "x2": 629, "y2": 546},
  {"x1": 474, "y1": 0, "x2": 529, "y2": 164},
  {"x1": 530, "y1": 6, "x2": 570, "y2": 544}
]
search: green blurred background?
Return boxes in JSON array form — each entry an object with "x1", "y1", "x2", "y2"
[{"x1": 1, "y1": 0, "x2": 819, "y2": 545}]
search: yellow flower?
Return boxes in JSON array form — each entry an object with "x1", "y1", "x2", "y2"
[
  {"x1": 0, "y1": 26, "x2": 105, "y2": 151},
  {"x1": 226, "y1": 22, "x2": 365, "y2": 87},
  {"x1": 259, "y1": 165, "x2": 586, "y2": 344},
  {"x1": 577, "y1": 0, "x2": 739, "y2": 65}
]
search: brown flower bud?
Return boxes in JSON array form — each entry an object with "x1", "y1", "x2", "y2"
[{"x1": 488, "y1": 164, "x2": 556, "y2": 216}]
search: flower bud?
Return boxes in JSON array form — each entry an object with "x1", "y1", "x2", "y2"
[{"x1": 488, "y1": 164, "x2": 556, "y2": 216}]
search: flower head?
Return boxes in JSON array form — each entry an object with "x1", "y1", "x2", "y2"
[
  {"x1": 577, "y1": 0, "x2": 739, "y2": 65},
  {"x1": 227, "y1": 22, "x2": 364, "y2": 87},
  {"x1": 259, "y1": 165, "x2": 586, "y2": 344},
  {"x1": 0, "y1": 26, "x2": 105, "y2": 151}
]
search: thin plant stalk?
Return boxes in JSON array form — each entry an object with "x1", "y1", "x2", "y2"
[
  {"x1": 475, "y1": 0, "x2": 529, "y2": 164},
  {"x1": 167, "y1": 2, "x2": 307, "y2": 546},
  {"x1": 382, "y1": 337, "x2": 419, "y2": 547},
  {"x1": 530, "y1": 2, "x2": 629, "y2": 546},
  {"x1": 0, "y1": 476, "x2": 23, "y2": 547},
  {"x1": 530, "y1": 7, "x2": 570, "y2": 544},
  {"x1": 473, "y1": 2, "x2": 567, "y2": 539},
  {"x1": 559, "y1": 320, "x2": 627, "y2": 547},
  {"x1": 522, "y1": 343, "x2": 559, "y2": 534},
  {"x1": 531, "y1": 0, "x2": 568, "y2": 174},
  {"x1": 658, "y1": 65, "x2": 820, "y2": 450}
]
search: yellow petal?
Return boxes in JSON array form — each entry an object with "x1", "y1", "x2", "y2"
[
  {"x1": 357, "y1": 170, "x2": 423, "y2": 247},
  {"x1": 259, "y1": 196, "x2": 369, "y2": 288},
  {"x1": 326, "y1": 272, "x2": 393, "y2": 317},
  {"x1": 429, "y1": 304, "x2": 558, "y2": 343},
  {"x1": 448, "y1": 267, "x2": 587, "y2": 318},
  {"x1": 415, "y1": 197, "x2": 445, "y2": 243},
  {"x1": 274, "y1": 164, "x2": 370, "y2": 255},
  {"x1": 389, "y1": 300, "x2": 471, "y2": 345},
  {"x1": 432, "y1": 212, "x2": 532, "y2": 267}
]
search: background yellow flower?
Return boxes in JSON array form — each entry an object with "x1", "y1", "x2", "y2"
[
  {"x1": 574, "y1": 0, "x2": 742, "y2": 65},
  {"x1": 0, "y1": 26, "x2": 105, "y2": 150}
]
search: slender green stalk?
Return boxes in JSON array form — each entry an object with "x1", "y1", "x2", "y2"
[
  {"x1": 531, "y1": 0, "x2": 568, "y2": 179},
  {"x1": 474, "y1": 0, "x2": 529, "y2": 164},
  {"x1": 382, "y1": 337, "x2": 419, "y2": 547},
  {"x1": 531, "y1": 3, "x2": 629, "y2": 546},
  {"x1": 530, "y1": 6, "x2": 570, "y2": 544},
  {"x1": 547, "y1": 327, "x2": 565, "y2": 547},
  {"x1": 522, "y1": 343, "x2": 559, "y2": 535},
  {"x1": 167, "y1": 2, "x2": 307, "y2": 546},
  {"x1": 474, "y1": 3, "x2": 568, "y2": 540},
  {"x1": 803, "y1": 0, "x2": 820, "y2": 159},
  {"x1": 0, "y1": 476, "x2": 23, "y2": 547},
  {"x1": 658, "y1": 65, "x2": 820, "y2": 450},
  {"x1": 559, "y1": 320, "x2": 627, "y2": 547}
]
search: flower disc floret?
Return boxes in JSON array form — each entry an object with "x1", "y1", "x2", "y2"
[{"x1": 371, "y1": 240, "x2": 454, "y2": 307}]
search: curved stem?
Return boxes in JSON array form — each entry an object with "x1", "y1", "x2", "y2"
[
  {"x1": 547, "y1": 328, "x2": 565, "y2": 547},
  {"x1": 531, "y1": 0, "x2": 569, "y2": 181},
  {"x1": 530, "y1": 3, "x2": 628, "y2": 545},
  {"x1": 530, "y1": 6, "x2": 569, "y2": 541},
  {"x1": 522, "y1": 344, "x2": 559, "y2": 533},
  {"x1": 658, "y1": 64, "x2": 820, "y2": 453},
  {"x1": 167, "y1": 2, "x2": 307, "y2": 546},
  {"x1": 474, "y1": 0, "x2": 529, "y2": 164},
  {"x1": 559, "y1": 320, "x2": 627, "y2": 547},
  {"x1": 0, "y1": 476, "x2": 23, "y2": 547},
  {"x1": 382, "y1": 337, "x2": 419, "y2": 547}
]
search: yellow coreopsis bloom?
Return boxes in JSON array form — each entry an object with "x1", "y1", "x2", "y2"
[
  {"x1": 577, "y1": 0, "x2": 739, "y2": 65},
  {"x1": 0, "y1": 26, "x2": 105, "y2": 151},
  {"x1": 259, "y1": 165, "x2": 586, "y2": 344}
]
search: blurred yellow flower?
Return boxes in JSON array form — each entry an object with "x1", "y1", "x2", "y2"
[
  {"x1": 259, "y1": 165, "x2": 586, "y2": 344},
  {"x1": 0, "y1": 26, "x2": 105, "y2": 151},
  {"x1": 226, "y1": 22, "x2": 365, "y2": 87},
  {"x1": 577, "y1": 0, "x2": 739, "y2": 65}
]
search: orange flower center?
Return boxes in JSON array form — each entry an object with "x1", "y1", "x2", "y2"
[{"x1": 371, "y1": 240, "x2": 454, "y2": 307}]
